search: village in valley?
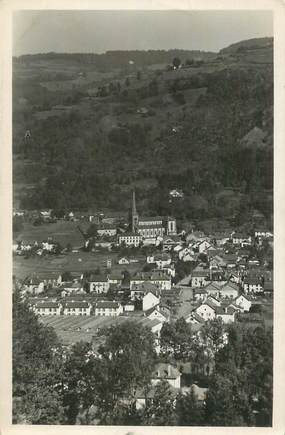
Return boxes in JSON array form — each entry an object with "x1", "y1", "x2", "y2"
[
  {"x1": 12, "y1": 15, "x2": 274, "y2": 425},
  {"x1": 13, "y1": 185, "x2": 273, "y2": 409}
]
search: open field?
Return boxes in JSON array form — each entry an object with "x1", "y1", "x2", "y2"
[
  {"x1": 14, "y1": 246, "x2": 145, "y2": 280},
  {"x1": 14, "y1": 220, "x2": 89, "y2": 246},
  {"x1": 40, "y1": 314, "x2": 157, "y2": 345},
  {"x1": 14, "y1": 250, "x2": 145, "y2": 280}
]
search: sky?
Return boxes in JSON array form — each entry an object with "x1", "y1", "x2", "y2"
[{"x1": 13, "y1": 10, "x2": 273, "y2": 56}]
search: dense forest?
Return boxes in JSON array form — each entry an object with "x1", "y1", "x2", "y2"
[
  {"x1": 13, "y1": 291, "x2": 272, "y2": 426},
  {"x1": 13, "y1": 38, "x2": 273, "y2": 228}
]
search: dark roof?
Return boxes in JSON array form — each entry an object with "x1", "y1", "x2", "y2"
[
  {"x1": 95, "y1": 301, "x2": 120, "y2": 309},
  {"x1": 88, "y1": 275, "x2": 108, "y2": 282},
  {"x1": 64, "y1": 301, "x2": 90, "y2": 308},
  {"x1": 35, "y1": 301, "x2": 60, "y2": 309}
]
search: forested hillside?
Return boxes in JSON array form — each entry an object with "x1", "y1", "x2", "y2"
[{"x1": 13, "y1": 38, "x2": 273, "y2": 229}]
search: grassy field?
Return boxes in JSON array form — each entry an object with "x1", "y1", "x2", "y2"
[
  {"x1": 40, "y1": 314, "x2": 155, "y2": 345},
  {"x1": 14, "y1": 220, "x2": 89, "y2": 247},
  {"x1": 14, "y1": 249, "x2": 145, "y2": 280}
]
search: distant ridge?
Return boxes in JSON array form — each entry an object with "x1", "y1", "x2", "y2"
[{"x1": 220, "y1": 37, "x2": 273, "y2": 54}]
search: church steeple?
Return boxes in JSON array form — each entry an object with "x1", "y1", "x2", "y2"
[{"x1": 131, "y1": 190, "x2": 139, "y2": 232}]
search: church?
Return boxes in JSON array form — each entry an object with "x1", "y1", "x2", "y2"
[{"x1": 130, "y1": 191, "x2": 177, "y2": 239}]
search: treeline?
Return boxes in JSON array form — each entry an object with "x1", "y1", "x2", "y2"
[
  {"x1": 13, "y1": 292, "x2": 272, "y2": 426},
  {"x1": 14, "y1": 49, "x2": 216, "y2": 69}
]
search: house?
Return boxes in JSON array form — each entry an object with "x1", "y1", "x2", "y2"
[
  {"x1": 108, "y1": 273, "x2": 123, "y2": 285},
  {"x1": 193, "y1": 288, "x2": 208, "y2": 302},
  {"x1": 195, "y1": 301, "x2": 216, "y2": 321},
  {"x1": 118, "y1": 232, "x2": 143, "y2": 247},
  {"x1": 142, "y1": 291, "x2": 160, "y2": 311},
  {"x1": 185, "y1": 311, "x2": 205, "y2": 325},
  {"x1": 94, "y1": 300, "x2": 123, "y2": 316},
  {"x1": 23, "y1": 275, "x2": 45, "y2": 295},
  {"x1": 118, "y1": 257, "x2": 130, "y2": 265},
  {"x1": 123, "y1": 301, "x2": 135, "y2": 312},
  {"x1": 97, "y1": 225, "x2": 117, "y2": 237},
  {"x1": 130, "y1": 271, "x2": 171, "y2": 291},
  {"x1": 191, "y1": 269, "x2": 210, "y2": 287},
  {"x1": 242, "y1": 277, "x2": 263, "y2": 294},
  {"x1": 88, "y1": 275, "x2": 109, "y2": 293},
  {"x1": 215, "y1": 306, "x2": 237, "y2": 324},
  {"x1": 232, "y1": 233, "x2": 252, "y2": 247},
  {"x1": 197, "y1": 240, "x2": 212, "y2": 253},
  {"x1": 130, "y1": 282, "x2": 160, "y2": 300},
  {"x1": 203, "y1": 282, "x2": 222, "y2": 299},
  {"x1": 235, "y1": 294, "x2": 252, "y2": 312},
  {"x1": 162, "y1": 235, "x2": 182, "y2": 251},
  {"x1": 254, "y1": 229, "x2": 273, "y2": 239},
  {"x1": 63, "y1": 300, "x2": 92, "y2": 316},
  {"x1": 33, "y1": 301, "x2": 62, "y2": 316},
  {"x1": 152, "y1": 253, "x2": 172, "y2": 268},
  {"x1": 145, "y1": 306, "x2": 168, "y2": 323},
  {"x1": 220, "y1": 281, "x2": 239, "y2": 299},
  {"x1": 151, "y1": 363, "x2": 181, "y2": 389}
]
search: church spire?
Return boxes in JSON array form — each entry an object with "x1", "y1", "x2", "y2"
[
  {"x1": 132, "y1": 190, "x2": 137, "y2": 215},
  {"x1": 131, "y1": 190, "x2": 139, "y2": 232}
]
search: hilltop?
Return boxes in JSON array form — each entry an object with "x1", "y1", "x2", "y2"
[{"x1": 13, "y1": 37, "x2": 273, "y2": 229}]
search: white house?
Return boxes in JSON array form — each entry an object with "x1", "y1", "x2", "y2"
[
  {"x1": 235, "y1": 294, "x2": 252, "y2": 312},
  {"x1": 88, "y1": 275, "x2": 110, "y2": 293},
  {"x1": 195, "y1": 301, "x2": 216, "y2": 321},
  {"x1": 220, "y1": 281, "x2": 240, "y2": 299},
  {"x1": 242, "y1": 277, "x2": 263, "y2": 294},
  {"x1": 118, "y1": 257, "x2": 130, "y2": 265},
  {"x1": 118, "y1": 233, "x2": 143, "y2": 247},
  {"x1": 97, "y1": 226, "x2": 117, "y2": 237},
  {"x1": 215, "y1": 306, "x2": 237, "y2": 324},
  {"x1": 193, "y1": 288, "x2": 208, "y2": 302},
  {"x1": 63, "y1": 300, "x2": 92, "y2": 316},
  {"x1": 191, "y1": 269, "x2": 210, "y2": 287},
  {"x1": 94, "y1": 300, "x2": 123, "y2": 316},
  {"x1": 232, "y1": 233, "x2": 252, "y2": 247},
  {"x1": 198, "y1": 240, "x2": 213, "y2": 253},
  {"x1": 123, "y1": 301, "x2": 135, "y2": 312},
  {"x1": 142, "y1": 291, "x2": 160, "y2": 311},
  {"x1": 33, "y1": 301, "x2": 62, "y2": 316}
]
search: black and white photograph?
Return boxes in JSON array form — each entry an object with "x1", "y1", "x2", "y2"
[{"x1": 3, "y1": 2, "x2": 283, "y2": 430}]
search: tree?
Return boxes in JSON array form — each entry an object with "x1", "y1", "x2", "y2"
[
  {"x1": 205, "y1": 373, "x2": 247, "y2": 426},
  {"x1": 160, "y1": 318, "x2": 192, "y2": 360},
  {"x1": 143, "y1": 380, "x2": 177, "y2": 425},
  {"x1": 95, "y1": 321, "x2": 157, "y2": 423},
  {"x1": 12, "y1": 291, "x2": 65, "y2": 424},
  {"x1": 176, "y1": 389, "x2": 205, "y2": 425},
  {"x1": 62, "y1": 341, "x2": 100, "y2": 424},
  {"x1": 172, "y1": 57, "x2": 181, "y2": 69}
]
